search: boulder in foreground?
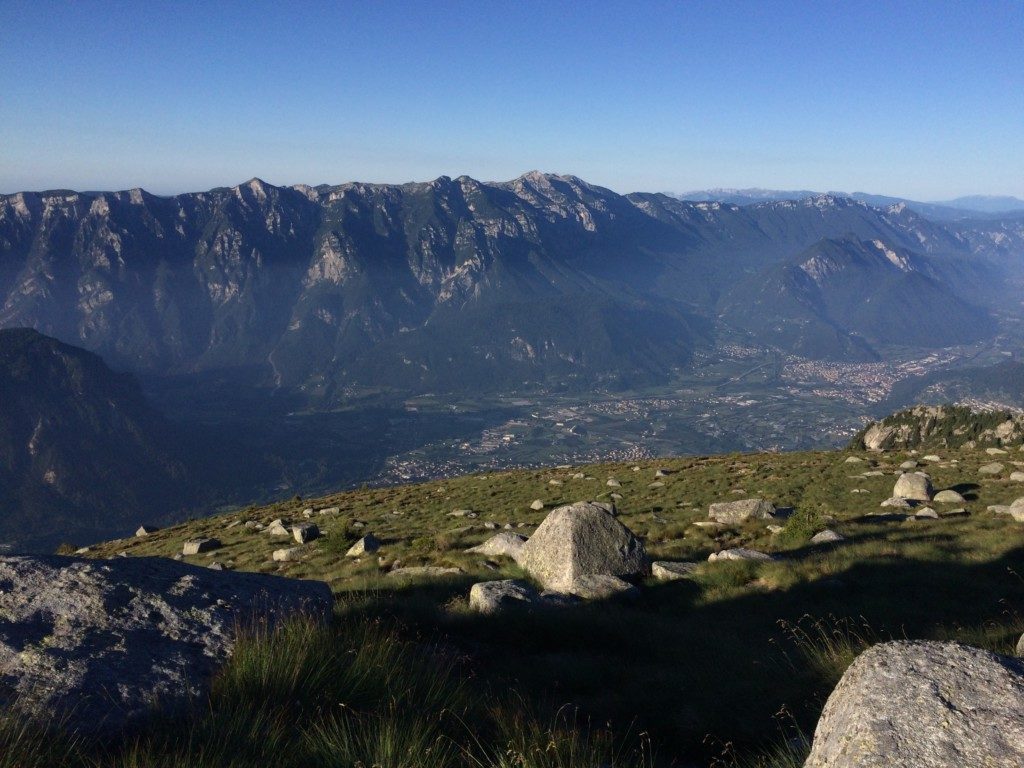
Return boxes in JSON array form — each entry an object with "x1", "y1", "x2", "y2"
[
  {"x1": 516, "y1": 501, "x2": 647, "y2": 595},
  {"x1": 0, "y1": 555, "x2": 331, "y2": 737},
  {"x1": 805, "y1": 640, "x2": 1024, "y2": 768},
  {"x1": 892, "y1": 472, "x2": 933, "y2": 502}
]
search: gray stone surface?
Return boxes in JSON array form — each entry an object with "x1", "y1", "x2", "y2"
[
  {"x1": 469, "y1": 579, "x2": 538, "y2": 614},
  {"x1": 386, "y1": 566, "x2": 462, "y2": 579},
  {"x1": 567, "y1": 574, "x2": 638, "y2": 600},
  {"x1": 651, "y1": 561, "x2": 700, "y2": 581},
  {"x1": 182, "y1": 538, "x2": 220, "y2": 555},
  {"x1": 291, "y1": 523, "x2": 319, "y2": 544},
  {"x1": 980, "y1": 462, "x2": 1005, "y2": 475},
  {"x1": 707, "y1": 548, "x2": 773, "y2": 562},
  {"x1": 346, "y1": 534, "x2": 381, "y2": 557},
  {"x1": 516, "y1": 501, "x2": 647, "y2": 595},
  {"x1": 464, "y1": 532, "x2": 527, "y2": 559},
  {"x1": 804, "y1": 640, "x2": 1024, "y2": 768},
  {"x1": 707, "y1": 498, "x2": 776, "y2": 524},
  {"x1": 810, "y1": 529, "x2": 845, "y2": 544},
  {"x1": 892, "y1": 472, "x2": 933, "y2": 501},
  {"x1": 933, "y1": 489, "x2": 966, "y2": 503},
  {"x1": 0, "y1": 555, "x2": 331, "y2": 737}
]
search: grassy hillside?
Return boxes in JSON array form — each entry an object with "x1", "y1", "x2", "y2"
[{"x1": 53, "y1": 443, "x2": 1024, "y2": 766}]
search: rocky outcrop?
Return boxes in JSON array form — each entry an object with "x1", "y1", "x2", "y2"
[
  {"x1": 805, "y1": 640, "x2": 1024, "y2": 767},
  {"x1": 516, "y1": 501, "x2": 648, "y2": 595},
  {"x1": 854, "y1": 406, "x2": 1024, "y2": 452},
  {"x1": 0, "y1": 555, "x2": 331, "y2": 737}
]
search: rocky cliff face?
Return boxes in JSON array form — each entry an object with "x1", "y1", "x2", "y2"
[
  {"x1": 1, "y1": 174, "x2": 1019, "y2": 397},
  {"x1": 852, "y1": 405, "x2": 1024, "y2": 451}
]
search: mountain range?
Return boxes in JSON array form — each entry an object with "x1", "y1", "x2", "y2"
[
  {"x1": 679, "y1": 188, "x2": 1024, "y2": 221},
  {"x1": 2, "y1": 172, "x2": 1022, "y2": 401}
]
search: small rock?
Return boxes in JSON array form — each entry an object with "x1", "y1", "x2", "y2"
[
  {"x1": 449, "y1": 509, "x2": 475, "y2": 517},
  {"x1": 979, "y1": 462, "x2": 1005, "y2": 475},
  {"x1": 568, "y1": 574, "x2": 639, "y2": 600},
  {"x1": 914, "y1": 507, "x2": 939, "y2": 519},
  {"x1": 182, "y1": 538, "x2": 220, "y2": 556},
  {"x1": 893, "y1": 472, "x2": 933, "y2": 501},
  {"x1": 346, "y1": 535, "x2": 381, "y2": 557},
  {"x1": 267, "y1": 520, "x2": 290, "y2": 536},
  {"x1": 469, "y1": 579, "x2": 538, "y2": 614},
  {"x1": 465, "y1": 532, "x2": 527, "y2": 559},
  {"x1": 708, "y1": 548, "x2": 773, "y2": 562},
  {"x1": 610, "y1": 493, "x2": 622, "y2": 500},
  {"x1": 648, "y1": 481, "x2": 665, "y2": 488},
  {"x1": 651, "y1": 561, "x2": 699, "y2": 581},
  {"x1": 810, "y1": 529, "x2": 845, "y2": 544},
  {"x1": 483, "y1": 521, "x2": 499, "y2": 530},
  {"x1": 933, "y1": 489, "x2": 966, "y2": 503},
  {"x1": 548, "y1": 479, "x2": 562, "y2": 486},
  {"x1": 292, "y1": 524, "x2": 320, "y2": 544},
  {"x1": 899, "y1": 460, "x2": 919, "y2": 470},
  {"x1": 207, "y1": 562, "x2": 224, "y2": 571},
  {"x1": 572, "y1": 472, "x2": 585, "y2": 480},
  {"x1": 606, "y1": 478, "x2": 621, "y2": 488},
  {"x1": 319, "y1": 507, "x2": 340, "y2": 515},
  {"x1": 880, "y1": 497, "x2": 914, "y2": 509},
  {"x1": 862, "y1": 470, "x2": 885, "y2": 477},
  {"x1": 922, "y1": 454, "x2": 942, "y2": 462},
  {"x1": 708, "y1": 498, "x2": 776, "y2": 524},
  {"x1": 766, "y1": 524, "x2": 785, "y2": 534},
  {"x1": 529, "y1": 499, "x2": 545, "y2": 511},
  {"x1": 135, "y1": 525, "x2": 158, "y2": 538},
  {"x1": 1010, "y1": 471, "x2": 1024, "y2": 482},
  {"x1": 986, "y1": 447, "x2": 1008, "y2": 455},
  {"x1": 302, "y1": 508, "x2": 314, "y2": 518},
  {"x1": 387, "y1": 566, "x2": 463, "y2": 579},
  {"x1": 273, "y1": 547, "x2": 302, "y2": 562},
  {"x1": 654, "y1": 468, "x2": 674, "y2": 477},
  {"x1": 843, "y1": 456, "x2": 864, "y2": 464}
]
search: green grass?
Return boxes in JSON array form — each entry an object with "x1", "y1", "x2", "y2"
[{"x1": 30, "y1": 443, "x2": 1024, "y2": 764}]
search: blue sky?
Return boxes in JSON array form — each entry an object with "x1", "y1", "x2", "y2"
[{"x1": 1, "y1": 1, "x2": 1021, "y2": 198}]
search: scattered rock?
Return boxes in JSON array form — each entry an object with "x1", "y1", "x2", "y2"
[
  {"x1": 707, "y1": 498, "x2": 776, "y2": 524},
  {"x1": 648, "y1": 481, "x2": 665, "y2": 488},
  {"x1": 1011, "y1": 471, "x2": 1024, "y2": 482},
  {"x1": 449, "y1": 509, "x2": 475, "y2": 517},
  {"x1": 654, "y1": 468, "x2": 674, "y2": 477},
  {"x1": 0, "y1": 555, "x2": 331, "y2": 737},
  {"x1": 319, "y1": 507, "x2": 340, "y2": 515},
  {"x1": 843, "y1": 456, "x2": 864, "y2": 464},
  {"x1": 267, "y1": 520, "x2": 290, "y2": 536},
  {"x1": 207, "y1": 561, "x2": 224, "y2": 571},
  {"x1": 914, "y1": 507, "x2": 939, "y2": 519},
  {"x1": 346, "y1": 535, "x2": 381, "y2": 557},
  {"x1": 529, "y1": 499, "x2": 545, "y2": 511},
  {"x1": 899, "y1": 460, "x2": 919, "y2": 470},
  {"x1": 933, "y1": 489, "x2": 966, "y2": 503},
  {"x1": 651, "y1": 561, "x2": 699, "y2": 581},
  {"x1": 387, "y1": 566, "x2": 463, "y2": 579},
  {"x1": 708, "y1": 548, "x2": 773, "y2": 562},
  {"x1": 766, "y1": 524, "x2": 785, "y2": 534},
  {"x1": 692, "y1": 520, "x2": 726, "y2": 529},
  {"x1": 880, "y1": 497, "x2": 914, "y2": 509},
  {"x1": 292, "y1": 523, "x2": 319, "y2": 544},
  {"x1": 465, "y1": 532, "x2": 527, "y2": 559},
  {"x1": 182, "y1": 538, "x2": 220, "y2": 556},
  {"x1": 548, "y1": 479, "x2": 562, "y2": 486},
  {"x1": 572, "y1": 472, "x2": 585, "y2": 479},
  {"x1": 273, "y1": 547, "x2": 302, "y2": 562},
  {"x1": 979, "y1": 462, "x2": 1005, "y2": 475},
  {"x1": 469, "y1": 579, "x2": 538, "y2": 614},
  {"x1": 922, "y1": 454, "x2": 942, "y2": 462},
  {"x1": 810, "y1": 529, "x2": 845, "y2": 544},
  {"x1": 986, "y1": 447, "x2": 1009, "y2": 455},
  {"x1": 893, "y1": 472, "x2": 933, "y2": 501},
  {"x1": 568, "y1": 574, "x2": 639, "y2": 600},
  {"x1": 516, "y1": 501, "x2": 648, "y2": 595},
  {"x1": 804, "y1": 640, "x2": 1024, "y2": 768},
  {"x1": 483, "y1": 521, "x2": 499, "y2": 530},
  {"x1": 302, "y1": 508, "x2": 314, "y2": 518},
  {"x1": 862, "y1": 470, "x2": 885, "y2": 477},
  {"x1": 610, "y1": 493, "x2": 623, "y2": 500},
  {"x1": 606, "y1": 478, "x2": 621, "y2": 488},
  {"x1": 135, "y1": 525, "x2": 158, "y2": 537}
]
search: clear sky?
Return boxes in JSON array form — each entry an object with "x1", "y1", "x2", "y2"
[{"x1": 1, "y1": 1, "x2": 1022, "y2": 199}]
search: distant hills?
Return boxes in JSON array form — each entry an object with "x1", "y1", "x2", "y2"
[
  {"x1": 679, "y1": 188, "x2": 1024, "y2": 221},
  {"x1": 2, "y1": 172, "x2": 1022, "y2": 401},
  {"x1": 0, "y1": 328, "x2": 192, "y2": 550}
]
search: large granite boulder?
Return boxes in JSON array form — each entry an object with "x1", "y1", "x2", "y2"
[
  {"x1": 516, "y1": 501, "x2": 647, "y2": 595},
  {"x1": 708, "y1": 498, "x2": 776, "y2": 524},
  {"x1": 0, "y1": 555, "x2": 331, "y2": 737},
  {"x1": 892, "y1": 472, "x2": 933, "y2": 502},
  {"x1": 805, "y1": 640, "x2": 1024, "y2": 767}
]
